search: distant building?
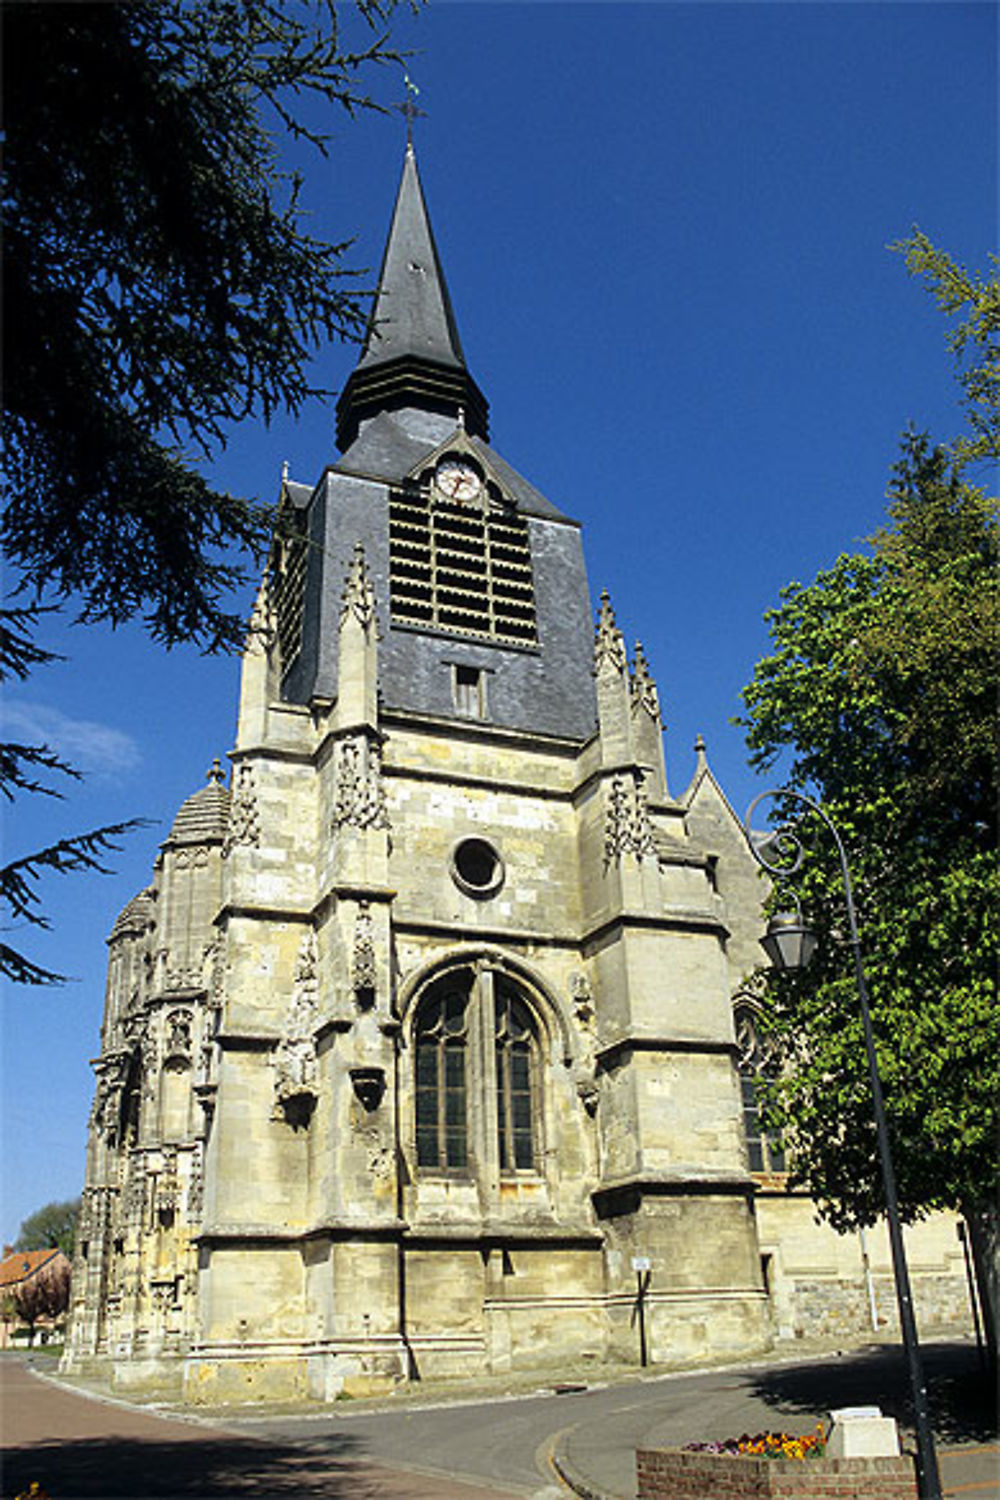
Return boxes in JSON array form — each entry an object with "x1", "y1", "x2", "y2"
[
  {"x1": 63, "y1": 147, "x2": 970, "y2": 1401},
  {"x1": 1, "y1": 1246, "x2": 71, "y2": 1347}
]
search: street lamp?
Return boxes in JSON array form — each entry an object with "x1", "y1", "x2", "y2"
[{"x1": 742, "y1": 788, "x2": 942, "y2": 1500}]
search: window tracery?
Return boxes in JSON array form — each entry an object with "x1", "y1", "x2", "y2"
[
  {"x1": 412, "y1": 964, "x2": 542, "y2": 1176},
  {"x1": 734, "y1": 1001, "x2": 786, "y2": 1174}
]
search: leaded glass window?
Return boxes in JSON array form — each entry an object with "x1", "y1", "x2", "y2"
[
  {"x1": 412, "y1": 965, "x2": 543, "y2": 1178},
  {"x1": 415, "y1": 975, "x2": 470, "y2": 1169},
  {"x1": 495, "y1": 981, "x2": 538, "y2": 1171},
  {"x1": 734, "y1": 1003, "x2": 786, "y2": 1174}
]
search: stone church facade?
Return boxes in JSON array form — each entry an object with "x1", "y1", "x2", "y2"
[{"x1": 63, "y1": 148, "x2": 968, "y2": 1401}]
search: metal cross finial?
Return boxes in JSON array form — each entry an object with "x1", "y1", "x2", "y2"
[{"x1": 398, "y1": 74, "x2": 426, "y2": 146}]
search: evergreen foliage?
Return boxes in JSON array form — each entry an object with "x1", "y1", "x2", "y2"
[
  {"x1": 0, "y1": 606, "x2": 147, "y2": 986},
  {"x1": 893, "y1": 231, "x2": 1000, "y2": 476},
  {"x1": 1, "y1": 1, "x2": 403, "y2": 983},
  {"x1": 3, "y1": 0, "x2": 402, "y2": 651}
]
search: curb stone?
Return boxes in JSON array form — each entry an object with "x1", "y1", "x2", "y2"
[{"x1": 549, "y1": 1425, "x2": 628, "y2": 1500}]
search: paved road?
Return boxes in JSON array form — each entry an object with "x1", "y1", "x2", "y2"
[
  {"x1": 235, "y1": 1341, "x2": 998, "y2": 1500},
  {"x1": 3, "y1": 1341, "x2": 997, "y2": 1500}
]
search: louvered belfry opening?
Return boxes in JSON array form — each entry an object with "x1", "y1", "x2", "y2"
[
  {"x1": 389, "y1": 482, "x2": 537, "y2": 645},
  {"x1": 271, "y1": 516, "x2": 308, "y2": 675}
]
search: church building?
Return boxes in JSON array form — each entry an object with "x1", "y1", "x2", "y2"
[{"x1": 63, "y1": 147, "x2": 967, "y2": 1401}]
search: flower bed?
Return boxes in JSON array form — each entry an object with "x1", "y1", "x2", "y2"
[
  {"x1": 636, "y1": 1444, "x2": 918, "y2": 1500},
  {"x1": 685, "y1": 1427, "x2": 827, "y2": 1462}
]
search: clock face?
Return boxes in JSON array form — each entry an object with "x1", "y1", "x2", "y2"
[{"x1": 435, "y1": 459, "x2": 482, "y2": 503}]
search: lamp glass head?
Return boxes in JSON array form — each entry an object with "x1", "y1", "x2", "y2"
[{"x1": 761, "y1": 912, "x2": 818, "y2": 971}]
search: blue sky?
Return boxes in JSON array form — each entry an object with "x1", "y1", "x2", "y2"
[{"x1": 2, "y1": 1, "x2": 995, "y2": 1245}]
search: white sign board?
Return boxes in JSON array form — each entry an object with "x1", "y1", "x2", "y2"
[{"x1": 632, "y1": 1256, "x2": 652, "y2": 1272}]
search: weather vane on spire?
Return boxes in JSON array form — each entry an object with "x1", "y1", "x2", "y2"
[{"x1": 398, "y1": 74, "x2": 426, "y2": 147}]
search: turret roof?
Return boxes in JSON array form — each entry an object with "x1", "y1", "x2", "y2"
[
  {"x1": 165, "y1": 761, "x2": 230, "y2": 846},
  {"x1": 109, "y1": 886, "x2": 156, "y2": 942}
]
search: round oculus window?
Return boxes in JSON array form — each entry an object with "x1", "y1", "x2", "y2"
[{"x1": 451, "y1": 837, "x2": 504, "y2": 898}]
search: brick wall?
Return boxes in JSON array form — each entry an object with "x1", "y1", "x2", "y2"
[{"x1": 636, "y1": 1447, "x2": 918, "y2": 1500}]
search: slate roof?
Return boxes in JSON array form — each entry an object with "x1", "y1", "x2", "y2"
[
  {"x1": 470, "y1": 437, "x2": 577, "y2": 525},
  {"x1": 282, "y1": 479, "x2": 313, "y2": 512},
  {"x1": 357, "y1": 144, "x2": 466, "y2": 374},
  {"x1": 333, "y1": 409, "x2": 438, "y2": 484},
  {"x1": 333, "y1": 411, "x2": 575, "y2": 524},
  {"x1": 165, "y1": 764, "x2": 231, "y2": 846},
  {"x1": 335, "y1": 146, "x2": 489, "y2": 449}
]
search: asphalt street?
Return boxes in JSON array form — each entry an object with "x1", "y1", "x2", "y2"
[
  {"x1": 3, "y1": 1340, "x2": 997, "y2": 1500},
  {"x1": 233, "y1": 1341, "x2": 999, "y2": 1499}
]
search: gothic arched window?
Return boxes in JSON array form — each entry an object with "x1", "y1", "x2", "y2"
[
  {"x1": 412, "y1": 964, "x2": 542, "y2": 1177},
  {"x1": 415, "y1": 971, "x2": 471, "y2": 1170},
  {"x1": 495, "y1": 979, "x2": 537, "y2": 1170},
  {"x1": 734, "y1": 1002, "x2": 786, "y2": 1175}
]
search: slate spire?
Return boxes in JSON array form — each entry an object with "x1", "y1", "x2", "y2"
[{"x1": 335, "y1": 144, "x2": 489, "y2": 449}]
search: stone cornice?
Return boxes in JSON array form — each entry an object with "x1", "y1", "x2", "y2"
[
  {"x1": 595, "y1": 1035, "x2": 738, "y2": 1071},
  {"x1": 582, "y1": 908, "x2": 729, "y2": 950},
  {"x1": 403, "y1": 1222, "x2": 603, "y2": 1246},
  {"x1": 312, "y1": 885, "x2": 397, "y2": 925},
  {"x1": 196, "y1": 1217, "x2": 407, "y2": 1246},
  {"x1": 214, "y1": 903, "x2": 313, "y2": 927},
  {"x1": 383, "y1": 761, "x2": 573, "y2": 802},
  {"x1": 391, "y1": 915, "x2": 580, "y2": 949},
  {"x1": 591, "y1": 1171, "x2": 756, "y2": 1219},
  {"x1": 380, "y1": 708, "x2": 584, "y2": 757},
  {"x1": 215, "y1": 1031, "x2": 278, "y2": 1051}
]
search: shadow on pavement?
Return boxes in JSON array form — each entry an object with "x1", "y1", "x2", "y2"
[
  {"x1": 747, "y1": 1342, "x2": 997, "y2": 1445},
  {"x1": 2, "y1": 1432, "x2": 379, "y2": 1500}
]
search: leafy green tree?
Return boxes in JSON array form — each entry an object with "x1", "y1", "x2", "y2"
[
  {"x1": 1, "y1": 1, "x2": 404, "y2": 982},
  {"x1": 15, "y1": 1199, "x2": 81, "y2": 1257},
  {"x1": 741, "y1": 428, "x2": 998, "y2": 1232}
]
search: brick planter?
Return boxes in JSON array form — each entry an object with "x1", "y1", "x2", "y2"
[{"x1": 636, "y1": 1447, "x2": 918, "y2": 1500}]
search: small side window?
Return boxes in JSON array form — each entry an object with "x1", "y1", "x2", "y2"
[{"x1": 453, "y1": 664, "x2": 487, "y2": 718}]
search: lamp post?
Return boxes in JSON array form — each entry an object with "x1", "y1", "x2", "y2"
[{"x1": 742, "y1": 789, "x2": 942, "y2": 1500}]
